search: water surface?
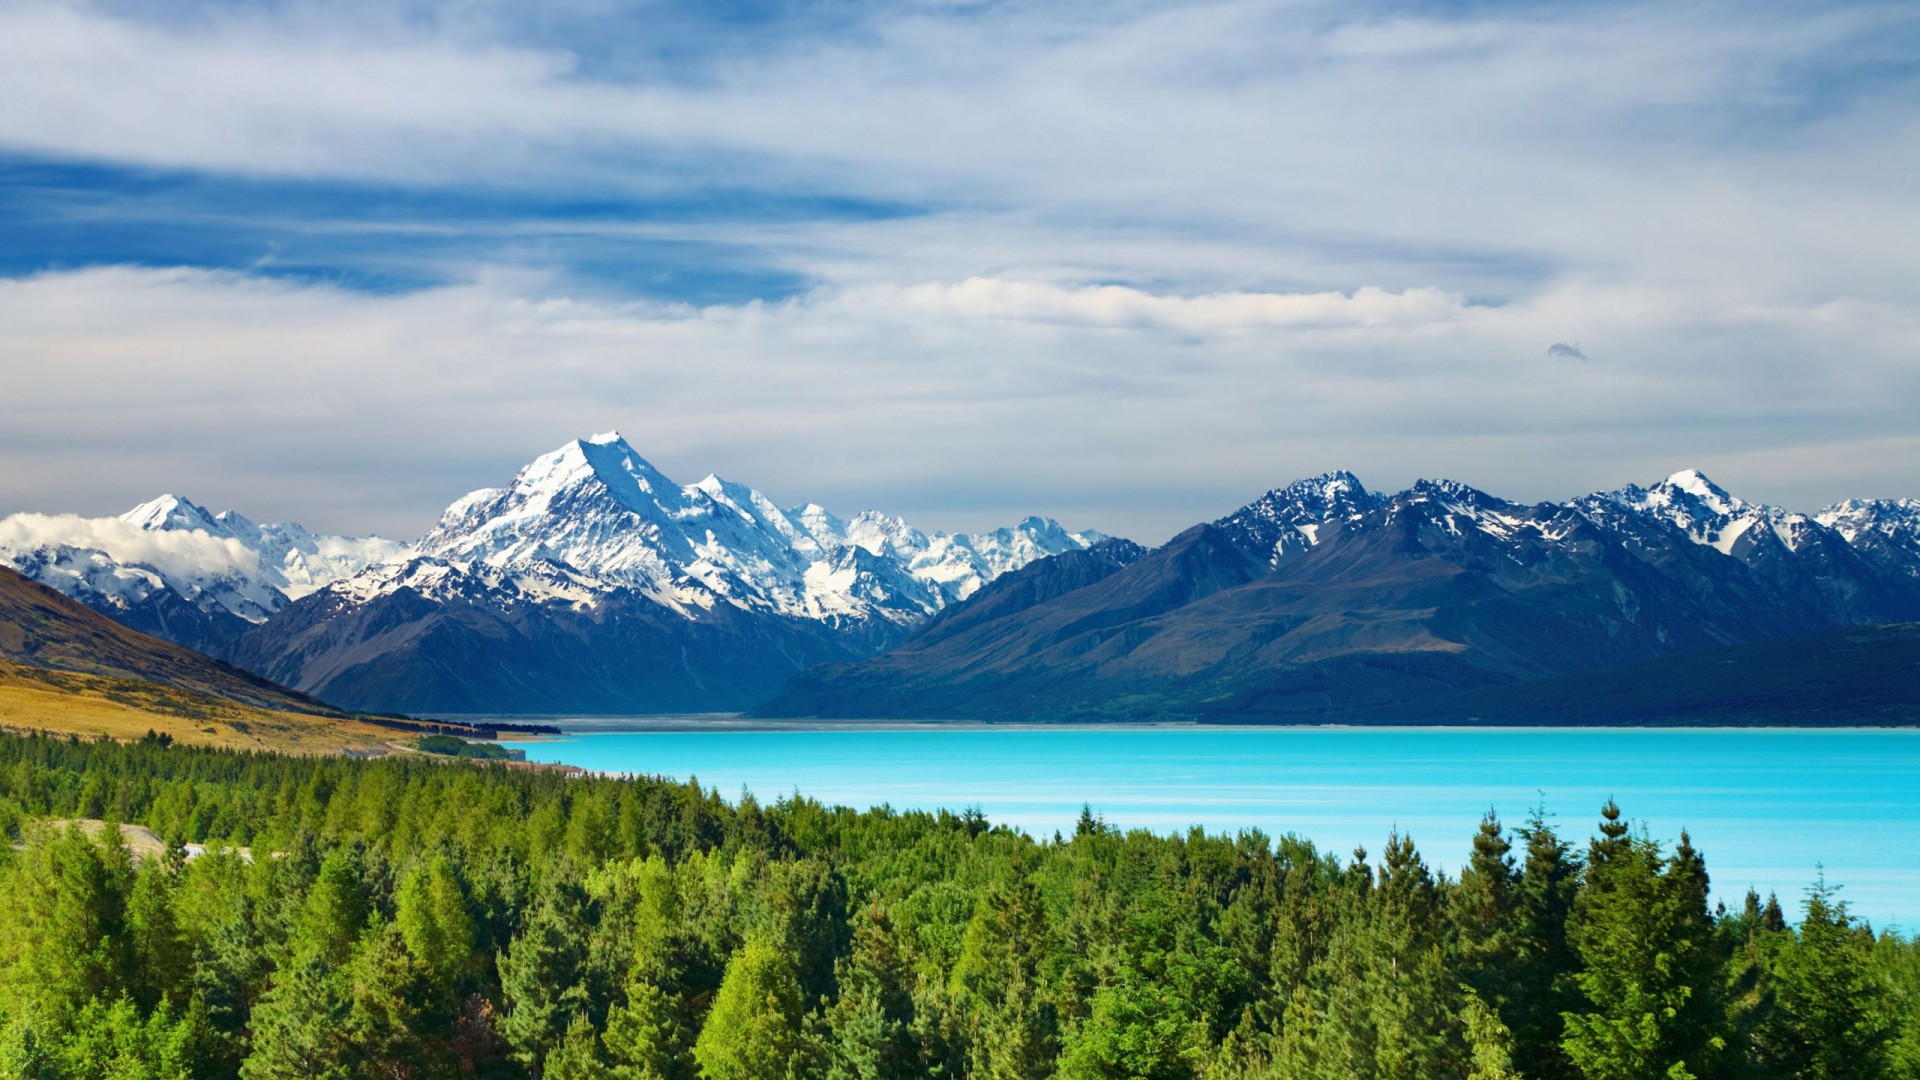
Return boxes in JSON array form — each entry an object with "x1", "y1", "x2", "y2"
[{"x1": 504, "y1": 724, "x2": 1919, "y2": 929}]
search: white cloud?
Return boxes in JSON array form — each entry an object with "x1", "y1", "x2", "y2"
[
  {"x1": 0, "y1": 2, "x2": 1915, "y2": 540},
  {"x1": 2, "y1": 264, "x2": 1915, "y2": 544},
  {"x1": 843, "y1": 280, "x2": 1469, "y2": 333},
  {"x1": 0, "y1": 512, "x2": 261, "y2": 581}
]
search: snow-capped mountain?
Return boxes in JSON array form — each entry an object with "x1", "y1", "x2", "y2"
[
  {"x1": 1601, "y1": 470, "x2": 1828, "y2": 558},
  {"x1": 1817, "y1": 498, "x2": 1920, "y2": 579},
  {"x1": 228, "y1": 432, "x2": 1109, "y2": 713},
  {"x1": 1214, "y1": 470, "x2": 1385, "y2": 565},
  {"x1": 0, "y1": 495, "x2": 403, "y2": 654},
  {"x1": 408, "y1": 431, "x2": 1102, "y2": 626},
  {"x1": 763, "y1": 468, "x2": 1920, "y2": 723}
]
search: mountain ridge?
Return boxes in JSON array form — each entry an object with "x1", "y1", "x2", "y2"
[{"x1": 759, "y1": 468, "x2": 1920, "y2": 723}]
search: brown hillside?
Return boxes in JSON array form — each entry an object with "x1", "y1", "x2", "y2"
[{"x1": 0, "y1": 565, "x2": 345, "y2": 716}]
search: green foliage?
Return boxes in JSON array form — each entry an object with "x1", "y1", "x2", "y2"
[
  {"x1": 416, "y1": 734, "x2": 511, "y2": 760},
  {"x1": 0, "y1": 733, "x2": 1911, "y2": 1080},
  {"x1": 1561, "y1": 803, "x2": 1727, "y2": 1080},
  {"x1": 693, "y1": 935, "x2": 815, "y2": 1080},
  {"x1": 1752, "y1": 878, "x2": 1891, "y2": 1080}
]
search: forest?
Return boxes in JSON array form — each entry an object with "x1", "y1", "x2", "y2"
[{"x1": 0, "y1": 732, "x2": 1912, "y2": 1080}]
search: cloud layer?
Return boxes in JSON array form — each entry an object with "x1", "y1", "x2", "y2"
[
  {"x1": 0, "y1": 512, "x2": 262, "y2": 581},
  {"x1": 1, "y1": 0, "x2": 1916, "y2": 541}
]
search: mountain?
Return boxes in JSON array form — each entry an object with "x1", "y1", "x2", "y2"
[
  {"x1": 759, "y1": 470, "x2": 1920, "y2": 722},
  {"x1": 1325, "y1": 621, "x2": 1920, "y2": 727},
  {"x1": 229, "y1": 433, "x2": 1106, "y2": 713},
  {"x1": 1816, "y1": 497, "x2": 1920, "y2": 581},
  {"x1": 0, "y1": 495, "x2": 405, "y2": 656},
  {"x1": 0, "y1": 565, "x2": 344, "y2": 716}
]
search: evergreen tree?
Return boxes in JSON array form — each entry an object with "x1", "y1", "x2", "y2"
[
  {"x1": 692, "y1": 934, "x2": 815, "y2": 1080},
  {"x1": 396, "y1": 854, "x2": 477, "y2": 992},
  {"x1": 1755, "y1": 877, "x2": 1890, "y2": 1080},
  {"x1": 239, "y1": 949, "x2": 353, "y2": 1080},
  {"x1": 604, "y1": 858, "x2": 698, "y2": 1080},
  {"x1": 824, "y1": 908, "x2": 922, "y2": 1080},
  {"x1": 1462, "y1": 988, "x2": 1522, "y2": 1080},
  {"x1": 547, "y1": 1012, "x2": 616, "y2": 1080},
  {"x1": 125, "y1": 860, "x2": 190, "y2": 1013},
  {"x1": 498, "y1": 883, "x2": 593, "y2": 1071},
  {"x1": 1452, "y1": 812, "x2": 1520, "y2": 1007},
  {"x1": 0, "y1": 826, "x2": 131, "y2": 1022},
  {"x1": 1562, "y1": 803, "x2": 1727, "y2": 1080},
  {"x1": 1511, "y1": 807, "x2": 1582, "y2": 1080},
  {"x1": 296, "y1": 847, "x2": 370, "y2": 968},
  {"x1": 951, "y1": 879, "x2": 1058, "y2": 1080}
]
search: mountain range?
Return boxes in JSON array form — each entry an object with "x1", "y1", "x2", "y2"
[
  {"x1": 4, "y1": 438, "x2": 1916, "y2": 720},
  {"x1": 760, "y1": 471, "x2": 1920, "y2": 723},
  {"x1": 1, "y1": 433, "x2": 1103, "y2": 714}
]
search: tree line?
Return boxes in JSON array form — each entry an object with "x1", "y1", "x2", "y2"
[{"x1": 0, "y1": 731, "x2": 1912, "y2": 1080}]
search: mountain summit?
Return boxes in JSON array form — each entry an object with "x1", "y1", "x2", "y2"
[{"x1": 226, "y1": 434, "x2": 1106, "y2": 713}]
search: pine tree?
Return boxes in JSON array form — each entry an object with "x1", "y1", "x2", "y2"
[
  {"x1": 692, "y1": 935, "x2": 814, "y2": 1080},
  {"x1": 1462, "y1": 988, "x2": 1522, "y2": 1080},
  {"x1": 604, "y1": 858, "x2": 697, "y2": 1080},
  {"x1": 1452, "y1": 813, "x2": 1520, "y2": 1017},
  {"x1": 125, "y1": 861, "x2": 190, "y2": 1012},
  {"x1": 824, "y1": 908, "x2": 921, "y2": 1080},
  {"x1": 1510, "y1": 807, "x2": 1582, "y2": 1080},
  {"x1": 1367, "y1": 833, "x2": 1462, "y2": 1080},
  {"x1": 296, "y1": 847, "x2": 370, "y2": 968},
  {"x1": 950, "y1": 879, "x2": 1058, "y2": 1080},
  {"x1": 239, "y1": 949, "x2": 353, "y2": 1079},
  {"x1": 396, "y1": 854, "x2": 477, "y2": 991},
  {"x1": 498, "y1": 884, "x2": 593, "y2": 1071},
  {"x1": 1561, "y1": 803, "x2": 1727, "y2": 1080},
  {"x1": 547, "y1": 1012, "x2": 616, "y2": 1080},
  {"x1": 1754, "y1": 877, "x2": 1891, "y2": 1080},
  {"x1": 0, "y1": 825, "x2": 131, "y2": 1021}
]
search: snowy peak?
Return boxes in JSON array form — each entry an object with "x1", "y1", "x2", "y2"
[
  {"x1": 1216, "y1": 471, "x2": 1385, "y2": 565},
  {"x1": 1406, "y1": 478, "x2": 1504, "y2": 511},
  {"x1": 1601, "y1": 471, "x2": 1820, "y2": 557},
  {"x1": 507, "y1": 432, "x2": 678, "y2": 516},
  {"x1": 121, "y1": 494, "x2": 222, "y2": 534},
  {"x1": 1817, "y1": 498, "x2": 1920, "y2": 578},
  {"x1": 1663, "y1": 468, "x2": 1737, "y2": 509},
  {"x1": 410, "y1": 434, "x2": 1109, "y2": 626},
  {"x1": 2, "y1": 493, "x2": 407, "y2": 640}
]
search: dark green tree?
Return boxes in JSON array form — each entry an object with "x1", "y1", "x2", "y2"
[
  {"x1": 1754, "y1": 877, "x2": 1890, "y2": 1080},
  {"x1": 1562, "y1": 803, "x2": 1727, "y2": 1080}
]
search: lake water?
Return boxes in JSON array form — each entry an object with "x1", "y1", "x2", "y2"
[{"x1": 503, "y1": 724, "x2": 1920, "y2": 931}]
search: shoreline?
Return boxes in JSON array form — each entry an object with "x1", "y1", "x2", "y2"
[{"x1": 492, "y1": 716, "x2": 1920, "y2": 737}]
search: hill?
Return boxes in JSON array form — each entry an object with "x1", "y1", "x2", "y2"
[
  {"x1": 0, "y1": 566, "x2": 413, "y2": 751},
  {"x1": 1, "y1": 565, "x2": 348, "y2": 714}
]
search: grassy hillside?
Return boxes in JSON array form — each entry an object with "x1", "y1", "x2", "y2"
[
  {"x1": 0, "y1": 659, "x2": 401, "y2": 753},
  {"x1": 0, "y1": 566, "x2": 521, "y2": 752},
  {"x1": 0, "y1": 566, "x2": 345, "y2": 715}
]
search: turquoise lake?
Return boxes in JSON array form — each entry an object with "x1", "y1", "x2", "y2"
[{"x1": 503, "y1": 724, "x2": 1920, "y2": 931}]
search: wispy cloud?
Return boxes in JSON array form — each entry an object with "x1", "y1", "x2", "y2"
[
  {"x1": 0, "y1": 0, "x2": 1916, "y2": 538},
  {"x1": 3, "y1": 264, "x2": 1914, "y2": 542}
]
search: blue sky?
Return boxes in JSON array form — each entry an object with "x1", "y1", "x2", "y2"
[{"x1": 2, "y1": 0, "x2": 1917, "y2": 542}]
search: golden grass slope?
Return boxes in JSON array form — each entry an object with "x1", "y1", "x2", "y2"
[
  {"x1": 0, "y1": 566, "x2": 342, "y2": 715},
  {"x1": 0, "y1": 659, "x2": 399, "y2": 754}
]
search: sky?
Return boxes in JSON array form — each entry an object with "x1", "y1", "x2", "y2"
[{"x1": 1, "y1": 0, "x2": 1916, "y2": 545}]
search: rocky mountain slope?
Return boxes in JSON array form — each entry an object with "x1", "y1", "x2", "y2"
[
  {"x1": 760, "y1": 471, "x2": 1920, "y2": 722},
  {"x1": 228, "y1": 433, "x2": 1104, "y2": 713}
]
